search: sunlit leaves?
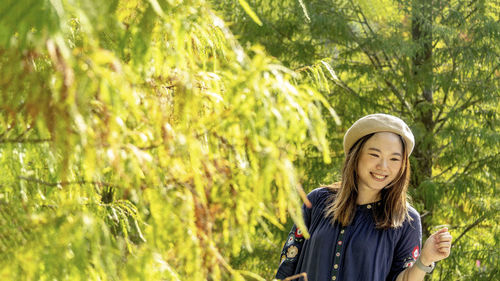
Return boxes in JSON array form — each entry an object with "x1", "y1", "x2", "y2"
[
  {"x1": 0, "y1": 0, "x2": 336, "y2": 280},
  {"x1": 213, "y1": 0, "x2": 499, "y2": 279}
]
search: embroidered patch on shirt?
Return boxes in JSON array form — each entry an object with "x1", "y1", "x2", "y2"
[
  {"x1": 294, "y1": 228, "x2": 303, "y2": 238},
  {"x1": 286, "y1": 236, "x2": 294, "y2": 246},
  {"x1": 412, "y1": 246, "x2": 419, "y2": 260},
  {"x1": 403, "y1": 255, "x2": 416, "y2": 268},
  {"x1": 286, "y1": 246, "x2": 299, "y2": 258},
  {"x1": 404, "y1": 261, "x2": 415, "y2": 268}
]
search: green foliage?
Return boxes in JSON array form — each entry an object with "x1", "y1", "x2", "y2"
[
  {"x1": 0, "y1": 0, "x2": 337, "y2": 280},
  {"x1": 213, "y1": 0, "x2": 499, "y2": 279},
  {"x1": 1, "y1": 0, "x2": 498, "y2": 280}
]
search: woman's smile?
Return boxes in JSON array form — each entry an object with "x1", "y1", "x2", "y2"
[{"x1": 370, "y1": 172, "x2": 387, "y2": 181}]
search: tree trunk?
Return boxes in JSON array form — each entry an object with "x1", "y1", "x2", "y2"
[{"x1": 411, "y1": 0, "x2": 434, "y2": 238}]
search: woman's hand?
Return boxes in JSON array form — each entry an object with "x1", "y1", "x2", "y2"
[
  {"x1": 396, "y1": 228, "x2": 453, "y2": 281},
  {"x1": 420, "y1": 228, "x2": 452, "y2": 265}
]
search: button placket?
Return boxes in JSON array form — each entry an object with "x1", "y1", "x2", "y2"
[{"x1": 331, "y1": 226, "x2": 346, "y2": 280}]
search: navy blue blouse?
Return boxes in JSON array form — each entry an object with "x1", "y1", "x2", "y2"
[{"x1": 276, "y1": 187, "x2": 422, "y2": 281}]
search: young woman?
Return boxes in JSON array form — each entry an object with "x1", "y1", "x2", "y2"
[{"x1": 275, "y1": 114, "x2": 452, "y2": 281}]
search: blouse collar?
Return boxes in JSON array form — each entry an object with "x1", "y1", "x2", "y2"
[{"x1": 356, "y1": 200, "x2": 382, "y2": 210}]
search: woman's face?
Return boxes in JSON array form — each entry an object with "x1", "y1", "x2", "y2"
[{"x1": 356, "y1": 132, "x2": 403, "y2": 195}]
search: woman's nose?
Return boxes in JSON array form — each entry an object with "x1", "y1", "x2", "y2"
[{"x1": 377, "y1": 158, "x2": 388, "y2": 169}]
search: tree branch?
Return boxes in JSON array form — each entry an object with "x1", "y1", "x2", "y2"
[
  {"x1": 452, "y1": 215, "x2": 486, "y2": 246},
  {"x1": 436, "y1": 61, "x2": 500, "y2": 134},
  {"x1": 320, "y1": 68, "x2": 394, "y2": 113},
  {"x1": 434, "y1": 56, "x2": 456, "y2": 124},
  {"x1": 345, "y1": 3, "x2": 413, "y2": 115},
  {"x1": 432, "y1": 2, "x2": 479, "y2": 49},
  {"x1": 355, "y1": 4, "x2": 397, "y2": 74},
  {"x1": 434, "y1": 96, "x2": 481, "y2": 135},
  {"x1": 0, "y1": 138, "x2": 52, "y2": 144},
  {"x1": 435, "y1": 154, "x2": 498, "y2": 181},
  {"x1": 18, "y1": 176, "x2": 112, "y2": 187}
]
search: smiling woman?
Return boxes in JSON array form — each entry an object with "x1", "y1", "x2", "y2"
[{"x1": 275, "y1": 114, "x2": 453, "y2": 281}]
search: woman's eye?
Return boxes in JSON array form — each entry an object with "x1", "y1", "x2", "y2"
[
  {"x1": 369, "y1": 154, "x2": 379, "y2": 157},
  {"x1": 391, "y1": 158, "x2": 401, "y2": 161}
]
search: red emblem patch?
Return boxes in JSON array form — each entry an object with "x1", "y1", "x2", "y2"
[
  {"x1": 294, "y1": 228, "x2": 303, "y2": 238},
  {"x1": 412, "y1": 246, "x2": 419, "y2": 260}
]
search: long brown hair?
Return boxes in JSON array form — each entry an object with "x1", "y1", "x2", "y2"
[{"x1": 324, "y1": 133, "x2": 412, "y2": 229}]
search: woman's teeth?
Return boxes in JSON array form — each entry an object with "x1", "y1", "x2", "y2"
[{"x1": 371, "y1": 173, "x2": 386, "y2": 180}]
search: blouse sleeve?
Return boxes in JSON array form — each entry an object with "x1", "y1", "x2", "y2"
[
  {"x1": 274, "y1": 224, "x2": 307, "y2": 279},
  {"x1": 275, "y1": 189, "x2": 317, "y2": 279},
  {"x1": 386, "y1": 208, "x2": 423, "y2": 281}
]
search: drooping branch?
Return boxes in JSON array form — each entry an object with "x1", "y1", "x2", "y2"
[
  {"x1": 434, "y1": 56, "x2": 456, "y2": 124},
  {"x1": 355, "y1": 5, "x2": 397, "y2": 74},
  {"x1": 18, "y1": 176, "x2": 112, "y2": 188},
  {"x1": 435, "y1": 62, "x2": 500, "y2": 135},
  {"x1": 0, "y1": 138, "x2": 52, "y2": 144},
  {"x1": 344, "y1": 2, "x2": 413, "y2": 115},
  {"x1": 433, "y1": 154, "x2": 498, "y2": 180},
  {"x1": 434, "y1": 96, "x2": 481, "y2": 134}
]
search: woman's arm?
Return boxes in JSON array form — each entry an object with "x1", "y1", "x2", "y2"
[
  {"x1": 275, "y1": 225, "x2": 306, "y2": 278},
  {"x1": 396, "y1": 228, "x2": 452, "y2": 281}
]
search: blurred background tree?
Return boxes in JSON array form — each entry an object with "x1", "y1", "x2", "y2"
[{"x1": 212, "y1": 0, "x2": 499, "y2": 280}]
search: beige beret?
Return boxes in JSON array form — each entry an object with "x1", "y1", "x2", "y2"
[{"x1": 343, "y1": 113, "x2": 415, "y2": 156}]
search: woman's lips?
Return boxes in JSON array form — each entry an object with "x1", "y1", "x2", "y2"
[{"x1": 371, "y1": 172, "x2": 387, "y2": 181}]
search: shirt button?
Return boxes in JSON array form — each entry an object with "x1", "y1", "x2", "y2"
[
  {"x1": 332, "y1": 276, "x2": 337, "y2": 280},
  {"x1": 367, "y1": 204, "x2": 372, "y2": 209},
  {"x1": 340, "y1": 229, "x2": 345, "y2": 234},
  {"x1": 334, "y1": 264, "x2": 339, "y2": 269},
  {"x1": 338, "y1": 241, "x2": 343, "y2": 245},
  {"x1": 336, "y1": 252, "x2": 340, "y2": 257}
]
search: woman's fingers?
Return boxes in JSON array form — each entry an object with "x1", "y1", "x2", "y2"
[
  {"x1": 437, "y1": 241, "x2": 451, "y2": 250},
  {"x1": 437, "y1": 239, "x2": 452, "y2": 246},
  {"x1": 437, "y1": 233, "x2": 452, "y2": 242},
  {"x1": 434, "y1": 227, "x2": 449, "y2": 234},
  {"x1": 431, "y1": 228, "x2": 452, "y2": 257},
  {"x1": 436, "y1": 231, "x2": 452, "y2": 256},
  {"x1": 433, "y1": 229, "x2": 452, "y2": 240},
  {"x1": 422, "y1": 227, "x2": 453, "y2": 262}
]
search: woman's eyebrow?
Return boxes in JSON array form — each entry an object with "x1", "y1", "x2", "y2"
[{"x1": 367, "y1": 147, "x2": 402, "y2": 157}]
